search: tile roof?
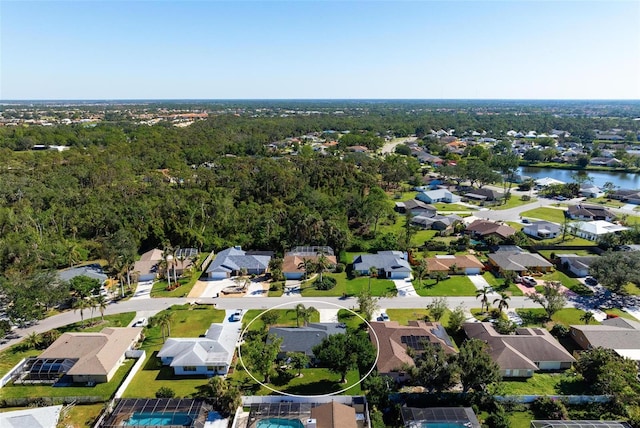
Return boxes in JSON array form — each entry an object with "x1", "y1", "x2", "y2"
[
  {"x1": 38, "y1": 328, "x2": 140, "y2": 376},
  {"x1": 282, "y1": 254, "x2": 337, "y2": 275},
  {"x1": 463, "y1": 323, "x2": 575, "y2": 371},
  {"x1": 369, "y1": 321, "x2": 456, "y2": 374}
]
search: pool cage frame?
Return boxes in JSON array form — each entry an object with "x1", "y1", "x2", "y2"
[
  {"x1": 246, "y1": 402, "x2": 313, "y2": 427},
  {"x1": 400, "y1": 407, "x2": 481, "y2": 428},
  {"x1": 100, "y1": 398, "x2": 210, "y2": 428},
  {"x1": 13, "y1": 357, "x2": 78, "y2": 385}
]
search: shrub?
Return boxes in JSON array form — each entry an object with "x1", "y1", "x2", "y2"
[
  {"x1": 425, "y1": 240, "x2": 449, "y2": 251},
  {"x1": 489, "y1": 308, "x2": 502, "y2": 319},
  {"x1": 269, "y1": 281, "x2": 283, "y2": 292},
  {"x1": 334, "y1": 263, "x2": 345, "y2": 273},
  {"x1": 494, "y1": 319, "x2": 517, "y2": 335},
  {"x1": 314, "y1": 276, "x2": 337, "y2": 290},
  {"x1": 521, "y1": 195, "x2": 531, "y2": 201},
  {"x1": 532, "y1": 397, "x2": 568, "y2": 420},
  {"x1": 156, "y1": 387, "x2": 176, "y2": 398},
  {"x1": 551, "y1": 323, "x2": 570, "y2": 338}
]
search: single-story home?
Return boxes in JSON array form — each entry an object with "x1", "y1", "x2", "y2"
[
  {"x1": 579, "y1": 185, "x2": 604, "y2": 199},
  {"x1": 282, "y1": 246, "x2": 337, "y2": 280},
  {"x1": 567, "y1": 204, "x2": 616, "y2": 222},
  {"x1": 368, "y1": 321, "x2": 457, "y2": 382},
  {"x1": 535, "y1": 177, "x2": 565, "y2": 188},
  {"x1": 416, "y1": 189, "x2": 461, "y2": 204},
  {"x1": 463, "y1": 322, "x2": 575, "y2": 377},
  {"x1": 569, "y1": 221, "x2": 628, "y2": 242},
  {"x1": 353, "y1": 251, "x2": 412, "y2": 279},
  {"x1": 394, "y1": 199, "x2": 437, "y2": 217},
  {"x1": 0, "y1": 405, "x2": 63, "y2": 428},
  {"x1": 268, "y1": 323, "x2": 346, "y2": 359},
  {"x1": 465, "y1": 219, "x2": 517, "y2": 240},
  {"x1": 426, "y1": 255, "x2": 484, "y2": 275},
  {"x1": 570, "y1": 317, "x2": 640, "y2": 361},
  {"x1": 523, "y1": 221, "x2": 562, "y2": 239},
  {"x1": 463, "y1": 187, "x2": 504, "y2": 202},
  {"x1": 487, "y1": 250, "x2": 553, "y2": 274},
  {"x1": 59, "y1": 264, "x2": 108, "y2": 285},
  {"x1": 157, "y1": 322, "x2": 242, "y2": 376},
  {"x1": 557, "y1": 254, "x2": 598, "y2": 277},
  {"x1": 590, "y1": 157, "x2": 623, "y2": 167},
  {"x1": 411, "y1": 214, "x2": 462, "y2": 231},
  {"x1": 205, "y1": 246, "x2": 272, "y2": 280},
  {"x1": 610, "y1": 189, "x2": 640, "y2": 205},
  {"x1": 29, "y1": 328, "x2": 141, "y2": 384},
  {"x1": 401, "y1": 407, "x2": 481, "y2": 428},
  {"x1": 133, "y1": 248, "x2": 164, "y2": 282},
  {"x1": 310, "y1": 401, "x2": 358, "y2": 428}
]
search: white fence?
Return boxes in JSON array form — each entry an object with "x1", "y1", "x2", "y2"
[
  {"x1": 114, "y1": 350, "x2": 146, "y2": 399},
  {"x1": 241, "y1": 395, "x2": 358, "y2": 405},
  {"x1": 0, "y1": 358, "x2": 27, "y2": 388}
]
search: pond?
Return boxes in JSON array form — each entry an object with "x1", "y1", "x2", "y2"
[{"x1": 518, "y1": 166, "x2": 640, "y2": 189}]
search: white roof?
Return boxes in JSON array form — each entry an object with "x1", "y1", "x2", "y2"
[
  {"x1": 573, "y1": 220, "x2": 628, "y2": 236},
  {"x1": 0, "y1": 405, "x2": 62, "y2": 428},
  {"x1": 535, "y1": 177, "x2": 565, "y2": 186},
  {"x1": 614, "y1": 349, "x2": 640, "y2": 361}
]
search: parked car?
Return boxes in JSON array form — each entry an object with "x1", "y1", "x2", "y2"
[
  {"x1": 379, "y1": 312, "x2": 390, "y2": 322},
  {"x1": 521, "y1": 218, "x2": 530, "y2": 224},
  {"x1": 585, "y1": 276, "x2": 598, "y2": 286},
  {"x1": 133, "y1": 317, "x2": 148, "y2": 327},
  {"x1": 521, "y1": 276, "x2": 537, "y2": 287},
  {"x1": 231, "y1": 310, "x2": 243, "y2": 322}
]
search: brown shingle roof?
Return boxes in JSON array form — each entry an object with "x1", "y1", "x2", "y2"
[
  {"x1": 426, "y1": 255, "x2": 484, "y2": 272},
  {"x1": 310, "y1": 401, "x2": 357, "y2": 428},
  {"x1": 369, "y1": 321, "x2": 457, "y2": 375},
  {"x1": 38, "y1": 328, "x2": 140, "y2": 376},
  {"x1": 466, "y1": 220, "x2": 516, "y2": 239}
]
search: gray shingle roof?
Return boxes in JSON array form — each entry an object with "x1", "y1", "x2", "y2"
[
  {"x1": 268, "y1": 323, "x2": 346, "y2": 356},
  {"x1": 488, "y1": 251, "x2": 553, "y2": 272},
  {"x1": 206, "y1": 246, "x2": 271, "y2": 274},
  {"x1": 570, "y1": 317, "x2": 640, "y2": 350},
  {"x1": 353, "y1": 252, "x2": 411, "y2": 274}
]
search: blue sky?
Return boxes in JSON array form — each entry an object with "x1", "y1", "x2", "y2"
[{"x1": 1, "y1": 1, "x2": 639, "y2": 100}]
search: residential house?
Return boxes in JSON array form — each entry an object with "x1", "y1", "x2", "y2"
[
  {"x1": 570, "y1": 317, "x2": 640, "y2": 361},
  {"x1": 535, "y1": 177, "x2": 565, "y2": 188},
  {"x1": 172, "y1": 247, "x2": 199, "y2": 276},
  {"x1": 557, "y1": 254, "x2": 598, "y2": 277},
  {"x1": 462, "y1": 187, "x2": 504, "y2": 202},
  {"x1": 425, "y1": 255, "x2": 484, "y2": 275},
  {"x1": 394, "y1": 199, "x2": 437, "y2": 217},
  {"x1": 411, "y1": 214, "x2": 462, "y2": 232},
  {"x1": 610, "y1": 189, "x2": 640, "y2": 204},
  {"x1": 352, "y1": 251, "x2": 412, "y2": 279},
  {"x1": 157, "y1": 323, "x2": 242, "y2": 376},
  {"x1": 415, "y1": 152, "x2": 443, "y2": 166},
  {"x1": 522, "y1": 221, "x2": 562, "y2": 239},
  {"x1": 569, "y1": 221, "x2": 628, "y2": 242},
  {"x1": 463, "y1": 322, "x2": 575, "y2": 377},
  {"x1": 347, "y1": 145, "x2": 369, "y2": 153},
  {"x1": 579, "y1": 185, "x2": 604, "y2": 199},
  {"x1": 59, "y1": 264, "x2": 108, "y2": 285},
  {"x1": 465, "y1": 219, "x2": 516, "y2": 241},
  {"x1": 590, "y1": 157, "x2": 623, "y2": 167},
  {"x1": 268, "y1": 323, "x2": 346, "y2": 359},
  {"x1": 415, "y1": 189, "x2": 461, "y2": 204},
  {"x1": 567, "y1": 204, "x2": 616, "y2": 221},
  {"x1": 282, "y1": 246, "x2": 337, "y2": 280},
  {"x1": 0, "y1": 406, "x2": 63, "y2": 428},
  {"x1": 205, "y1": 246, "x2": 272, "y2": 280},
  {"x1": 310, "y1": 401, "x2": 358, "y2": 428},
  {"x1": 133, "y1": 248, "x2": 164, "y2": 282},
  {"x1": 487, "y1": 249, "x2": 553, "y2": 274},
  {"x1": 400, "y1": 407, "x2": 481, "y2": 428},
  {"x1": 29, "y1": 328, "x2": 141, "y2": 384},
  {"x1": 368, "y1": 321, "x2": 457, "y2": 382}
]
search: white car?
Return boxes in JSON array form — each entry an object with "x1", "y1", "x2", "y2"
[
  {"x1": 522, "y1": 276, "x2": 537, "y2": 287},
  {"x1": 133, "y1": 317, "x2": 148, "y2": 327},
  {"x1": 231, "y1": 310, "x2": 243, "y2": 322},
  {"x1": 380, "y1": 313, "x2": 390, "y2": 321}
]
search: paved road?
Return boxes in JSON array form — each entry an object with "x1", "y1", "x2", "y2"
[{"x1": 380, "y1": 136, "x2": 417, "y2": 154}]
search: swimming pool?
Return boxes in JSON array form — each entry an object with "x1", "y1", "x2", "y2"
[
  {"x1": 125, "y1": 412, "x2": 193, "y2": 426},
  {"x1": 255, "y1": 418, "x2": 305, "y2": 428}
]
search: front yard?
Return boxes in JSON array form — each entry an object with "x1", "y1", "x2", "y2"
[
  {"x1": 413, "y1": 275, "x2": 476, "y2": 296},
  {"x1": 515, "y1": 308, "x2": 599, "y2": 327},
  {"x1": 519, "y1": 207, "x2": 567, "y2": 224},
  {"x1": 243, "y1": 309, "x2": 320, "y2": 332},
  {"x1": 482, "y1": 271, "x2": 523, "y2": 296},
  {"x1": 385, "y1": 308, "x2": 451, "y2": 327},
  {"x1": 300, "y1": 272, "x2": 396, "y2": 297}
]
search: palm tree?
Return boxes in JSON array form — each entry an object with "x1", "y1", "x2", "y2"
[
  {"x1": 413, "y1": 258, "x2": 429, "y2": 287},
  {"x1": 368, "y1": 266, "x2": 378, "y2": 291},
  {"x1": 152, "y1": 312, "x2": 174, "y2": 342},
  {"x1": 73, "y1": 297, "x2": 90, "y2": 328},
  {"x1": 297, "y1": 258, "x2": 314, "y2": 280},
  {"x1": 493, "y1": 292, "x2": 511, "y2": 314},
  {"x1": 65, "y1": 240, "x2": 81, "y2": 268},
  {"x1": 315, "y1": 251, "x2": 331, "y2": 282},
  {"x1": 95, "y1": 294, "x2": 108, "y2": 321},
  {"x1": 580, "y1": 311, "x2": 595, "y2": 325},
  {"x1": 294, "y1": 303, "x2": 306, "y2": 327},
  {"x1": 476, "y1": 286, "x2": 491, "y2": 314},
  {"x1": 162, "y1": 245, "x2": 173, "y2": 288},
  {"x1": 24, "y1": 332, "x2": 41, "y2": 350}
]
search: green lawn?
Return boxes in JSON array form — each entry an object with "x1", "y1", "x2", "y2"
[
  {"x1": 229, "y1": 365, "x2": 361, "y2": 396},
  {"x1": 1, "y1": 359, "x2": 135, "y2": 401},
  {"x1": 500, "y1": 372, "x2": 588, "y2": 395},
  {"x1": 377, "y1": 216, "x2": 439, "y2": 246},
  {"x1": 0, "y1": 312, "x2": 136, "y2": 378},
  {"x1": 337, "y1": 309, "x2": 366, "y2": 330},
  {"x1": 243, "y1": 309, "x2": 320, "y2": 332},
  {"x1": 151, "y1": 273, "x2": 202, "y2": 298},
  {"x1": 538, "y1": 249, "x2": 595, "y2": 258},
  {"x1": 605, "y1": 308, "x2": 638, "y2": 321},
  {"x1": 491, "y1": 196, "x2": 538, "y2": 210},
  {"x1": 625, "y1": 283, "x2": 640, "y2": 295},
  {"x1": 482, "y1": 271, "x2": 523, "y2": 296},
  {"x1": 539, "y1": 271, "x2": 592, "y2": 295},
  {"x1": 56, "y1": 403, "x2": 104, "y2": 428},
  {"x1": 413, "y1": 275, "x2": 477, "y2": 296},
  {"x1": 585, "y1": 197, "x2": 626, "y2": 208},
  {"x1": 519, "y1": 207, "x2": 567, "y2": 224},
  {"x1": 386, "y1": 308, "x2": 451, "y2": 327},
  {"x1": 300, "y1": 272, "x2": 396, "y2": 297},
  {"x1": 516, "y1": 308, "x2": 600, "y2": 327},
  {"x1": 122, "y1": 305, "x2": 226, "y2": 399},
  {"x1": 432, "y1": 203, "x2": 474, "y2": 212}
]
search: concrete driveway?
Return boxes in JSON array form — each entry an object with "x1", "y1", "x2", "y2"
[{"x1": 394, "y1": 279, "x2": 417, "y2": 297}]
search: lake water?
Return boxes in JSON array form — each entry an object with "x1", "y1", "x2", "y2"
[{"x1": 518, "y1": 166, "x2": 640, "y2": 190}]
